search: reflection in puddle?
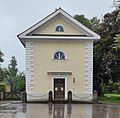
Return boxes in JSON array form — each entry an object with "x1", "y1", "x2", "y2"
[
  {"x1": 49, "y1": 104, "x2": 66, "y2": 117},
  {"x1": 92, "y1": 104, "x2": 120, "y2": 118},
  {"x1": 48, "y1": 104, "x2": 92, "y2": 118},
  {"x1": 0, "y1": 103, "x2": 120, "y2": 118},
  {"x1": 53, "y1": 104, "x2": 65, "y2": 118},
  {"x1": 49, "y1": 104, "x2": 72, "y2": 118}
]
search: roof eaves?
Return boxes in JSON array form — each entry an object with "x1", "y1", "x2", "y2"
[{"x1": 17, "y1": 35, "x2": 26, "y2": 47}]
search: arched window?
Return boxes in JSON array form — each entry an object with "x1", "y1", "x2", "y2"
[
  {"x1": 55, "y1": 25, "x2": 64, "y2": 32},
  {"x1": 54, "y1": 51, "x2": 66, "y2": 60}
]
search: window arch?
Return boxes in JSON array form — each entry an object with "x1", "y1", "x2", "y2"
[
  {"x1": 55, "y1": 25, "x2": 64, "y2": 32},
  {"x1": 53, "y1": 51, "x2": 66, "y2": 60}
]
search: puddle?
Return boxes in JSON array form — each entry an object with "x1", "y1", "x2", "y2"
[{"x1": 0, "y1": 103, "x2": 120, "y2": 118}]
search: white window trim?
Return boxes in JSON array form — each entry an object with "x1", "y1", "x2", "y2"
[
  {"x1": 52, "y1": 50, "x2": 67, "y2": 60},
  {"x1": 55, "y1": 24, "x2": 65, "y2": 32}
]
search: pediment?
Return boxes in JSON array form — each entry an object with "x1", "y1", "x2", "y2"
[
  {"x1": 28, "y1": 16, "x2": 85, "y2": 36},
  {"x1": 18, "y1": 8, "x2": 100, "y2": 46}
]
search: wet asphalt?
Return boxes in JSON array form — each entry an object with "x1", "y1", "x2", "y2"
[{"x1": 0, "y1": 102, "x2": 120, "y2": 118}]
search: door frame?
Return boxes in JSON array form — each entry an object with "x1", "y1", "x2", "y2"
[{"x1": 52, "y1": 77, "x2": 67, "y2": 100}]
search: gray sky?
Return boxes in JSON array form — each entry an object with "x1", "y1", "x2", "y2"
[{"x1": 0, "y1": 0, "x2": 114, "y2": 72}]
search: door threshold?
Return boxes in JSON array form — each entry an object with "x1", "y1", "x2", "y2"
[
  {"x1": 53, "y1": 99, "x2": 66, "y2": 101},
  {"x1": 52, "y1": 99, "x2": 68, "y2": 104}
]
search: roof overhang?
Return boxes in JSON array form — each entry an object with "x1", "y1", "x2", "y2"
[{"x1": 18, "y1": 35, "x2": 100, "y2": 47}]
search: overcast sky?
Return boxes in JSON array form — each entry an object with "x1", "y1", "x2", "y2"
[{"x1": 0, "y1": 0, "x2": 114, "y2": 72}]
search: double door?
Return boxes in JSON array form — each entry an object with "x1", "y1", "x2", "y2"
[{"x1": 54, "y1": 79, "x2": 65, "y2": 99}]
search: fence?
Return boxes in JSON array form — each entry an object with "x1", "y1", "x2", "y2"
[
  {"x1": 0, "y1": 92, "x2": 21, "y2": 100},
  {"x1": 1, "y1": 90, "x2": 98, "y2": 103}
]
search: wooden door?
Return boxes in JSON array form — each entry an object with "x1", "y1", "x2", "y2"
[{"x1": 54, "y1": 79, "x2": 65, "y2": 99}]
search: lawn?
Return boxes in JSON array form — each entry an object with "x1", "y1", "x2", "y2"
[{"x1": 98, "y1": 94, "x2": 120, "y2": 103}]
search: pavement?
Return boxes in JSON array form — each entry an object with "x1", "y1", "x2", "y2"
[
  {"x1": 0, "y1": 101, "x2": 120, "y2": 118},
  {"x1": 0, "y1": 101, "x2": 22, "y2": 106}
]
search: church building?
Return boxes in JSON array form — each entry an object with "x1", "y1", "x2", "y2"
[{"x1": 18, "y1": 8, "x2": 100, "y2": 102}]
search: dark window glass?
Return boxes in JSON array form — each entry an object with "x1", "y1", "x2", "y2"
[
  {"x1": 55, "y1": 26, "x2": 64, "y2": 32},
  {"x1": 54, "y1": 51, "x2": 65, "y2": 60}
]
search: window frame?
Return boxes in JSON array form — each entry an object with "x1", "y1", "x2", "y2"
[
  {"x1": 55, "y1": 25, "x2": 64, "y2": 32},
  {"x1": 52, "y1": 50, "x2": 67, "y2": 60}
]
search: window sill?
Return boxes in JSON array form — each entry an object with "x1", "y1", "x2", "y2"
[{"x1": 52, "y1": 59, "x2": 68, "y2": 62}]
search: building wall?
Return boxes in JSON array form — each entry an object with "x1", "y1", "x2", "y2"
[
  {"x1": 26, "y1": 40, "x2": 92, "y2": 101},
  {"x1": 26, "y1": 40, "x2": 93, "y2": 101},
  {"x1": 33, "y1": 41, "x2": 85, "y2": 94},
  {"x1": 25, "y1": 16, "x2": 93, "y2": 101}
]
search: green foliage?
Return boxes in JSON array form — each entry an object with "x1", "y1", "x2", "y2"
[
  {"x1": 0, "y1": 68, "x2": 8, "y2": 82},
  {"x1": 12, "y1": 72, "x2": 25, "y2": 92},
  {"x1": 90, "y1": 17, "x2": 100, "y2": 33},
  {"x1": 0, "y1": 68, "x2": 4, "y2": 82},
  {"x1": 102, "y1": 80, "x2": 120, "y2": 94},
  {"x1": 93, "y1": 9, "x2": 120, "y2": 95},
  {"x1": 74, "y1": 14, "x2": 91, "y2": 29},
  {"x1": 0, "y1": 83, "x2": 6, "y2": 92},
  {"x1": 114, "y1": 34, "x2": 120, "y2": 48},
  {"x1": 8, "y1": 56, "x2": 18, "y2": 77},
  {"x1": 113, "y1": 0, "x2": 120, "y2": 10},
  {"x1": 5, "y1": 56, "x2": 25, "y2": 93},
  {"x1": 0, "y1": 54, "x2": 25, "y2": 93},
  {"x1": 0, "y1": 50, "x2": 4, "y2": 63},
  {"x1": 0, "y1": 51, "x2": 5, "y2": 82},
  {"x1": 74, "y1": 15, "x2": 100, "y2": 33},
  {"x1": 98, "y1": 94, "x2": 120, "y2": 103}
]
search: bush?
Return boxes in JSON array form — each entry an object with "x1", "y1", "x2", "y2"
[
  {"x1": 101, "y1": 80, "x2": 120, "y2": 94},
  {"x1": 0, "y1": 83, "x2": 6, "y2": 92}
]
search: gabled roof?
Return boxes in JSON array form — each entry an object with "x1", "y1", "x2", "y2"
[{"x1": 17, "y1": 7, "x2": 100, "y2": 46}]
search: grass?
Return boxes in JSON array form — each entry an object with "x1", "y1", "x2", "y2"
[{"x1": 98, "y1": 94, "x2": 120, "y2": 103}]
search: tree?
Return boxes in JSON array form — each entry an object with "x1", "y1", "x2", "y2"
[
  {"x1": 0, "y1": 50, "x2": 4, "y2": 82},
  {"x1": 15, "y1": 72, "x2": 25, "y2": 92},
  {"x1": 6, "y1": 56, "x2": 18, "y2": 93},
  {"x1": 114, "y1": 34, "x2": 120, "y2": 48},
  {"x1": 0, "y1": 51, "x2": 25, "y2": 93},
  {"x1": 114, "y1": 8, "x2": 120, "y2": 49},
  {"x1": 113, "y1": 0, "x2": 120, "y2": 10},
  {"x1": 6, "y1": 56, "x2": 25, "y2": 93},
  {"x1": 74, "y1": 15, "x2": 100, "y2": 33},
  {"x1": 74, "y1": 14, "x2": 91, "y2": 29},
  {"x1": 8, "y1": 56, "x2": 18, "y2": 77},
  {"x1": 90, "y1": 17, "x2": 100, "y2": 33},
  {"x1": 93, "y1": 8, "x2": 120, "y2": 95},
  {"x1": 0, "y1": 50, "x2": 4, "y2": 63}
]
